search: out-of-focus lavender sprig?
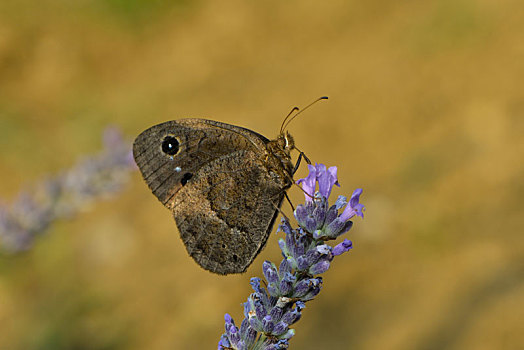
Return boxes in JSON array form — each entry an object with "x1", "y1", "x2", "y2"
[
  {"x1": 218, "y1": 164, "x2": 365, "y2": 350},
  {"x1": 0, "y1": 127, "x2": 136, "y2": 253}
]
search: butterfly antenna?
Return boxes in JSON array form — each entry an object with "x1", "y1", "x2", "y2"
[
  {"x1": 280, "y1": 106, "x2": 300, "y2": 135},
  {"x1": 282, "y1": 96, "x2": 328, "y2": 132}
]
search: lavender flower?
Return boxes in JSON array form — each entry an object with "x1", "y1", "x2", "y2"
[
  {"x1": 218, "y1": 163, "x2": 365, "y2": 350},
  {"x1": 0, "y1": 127, "x2": 136, "y2": 253}
]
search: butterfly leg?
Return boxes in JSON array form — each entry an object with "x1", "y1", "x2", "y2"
[
  {"x1": 284, "y1": 191, "x2": 295, "y2": 212},
  {"x1": 301, "y1": 151, "x2": 312, "y2": 165},
  {"x1": 293, "y1": 148, "x2": 311, "y2": 175}
]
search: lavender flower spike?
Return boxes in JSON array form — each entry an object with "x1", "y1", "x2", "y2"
[
  {"x1": 218, "y1": 163, "x2": 365, "y2": 349},
  {"x1": 0, "y1": 127, "x2": 136, "y2": 253}
]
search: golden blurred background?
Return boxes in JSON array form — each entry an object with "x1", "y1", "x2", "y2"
[{"x1": 1, "y1": 0, "x2": 523, "y2": 349}]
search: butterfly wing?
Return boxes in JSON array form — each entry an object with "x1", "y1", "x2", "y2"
[
  {"x1": 133, "y1": 119, "x2": 268, "y2": 207},
  {"x1": 172, "y1": 149, "x2": 287, "y2": 274},
  {"x1": 133, "y1": 119, "x2": 290, "y2": 274}
]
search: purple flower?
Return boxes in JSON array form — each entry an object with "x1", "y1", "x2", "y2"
[
  {"x1": 333, "y1": 239, "x2": 353, "y2": 256},
  {"x1": 309, "y1": 260, "x2": 331, "y2": 275},
  {"x1": 339, "y1": 188, "x2": 365, "y2": 221},
  {"x1": 317, "y1": 164, "x2": 339, "y2": 199},
  {"x1": 294, "y1": 165, "x2": 364, "y2": 240},
  {"x1": 296, "y1": 163, "x2": 340, "y2": 201},
  {"x1": 296, "y1": 164, "x2": 317, "y2": 201}
]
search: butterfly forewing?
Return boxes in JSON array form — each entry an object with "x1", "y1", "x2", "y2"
[{"x1": 133, "y1": 120, "x2": 264, "y2": 207}]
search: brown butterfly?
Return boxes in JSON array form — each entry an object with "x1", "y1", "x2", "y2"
[{"x1": 132, "y1": 98, "x2": 324, "y2": 275}]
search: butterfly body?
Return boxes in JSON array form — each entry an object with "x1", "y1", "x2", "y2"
[{"x1": 133, "y1": 119, "x2": 295, "y2": 275}]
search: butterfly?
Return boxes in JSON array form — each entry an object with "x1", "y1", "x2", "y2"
[{"x1": 132, "y1": 98, "x2": 324, "y2": 275}]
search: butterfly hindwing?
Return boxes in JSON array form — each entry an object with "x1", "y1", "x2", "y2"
[{"x1": 172, "y1": 149, "x2": 286, "y2": 274}]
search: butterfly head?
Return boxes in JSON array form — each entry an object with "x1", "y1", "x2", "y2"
[{"x1": 277, "y1": 131, "x2": 295, "y2": 152}]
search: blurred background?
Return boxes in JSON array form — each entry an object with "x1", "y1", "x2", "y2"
[{"x1": 1, "y1": 0, "x2": 523, "y2": 349}]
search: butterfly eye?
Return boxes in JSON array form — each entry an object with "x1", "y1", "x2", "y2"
[{"x1": 161, "y1": 136, "x2": 179, "y2": 155}]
